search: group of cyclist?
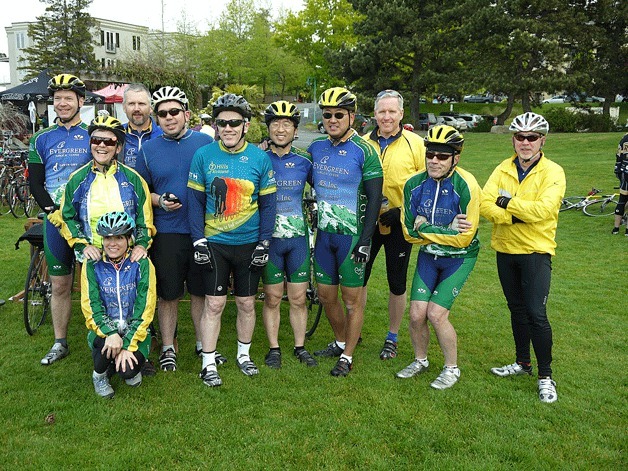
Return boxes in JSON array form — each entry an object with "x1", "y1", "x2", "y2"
[{"x1": 29, "y1": 72, "x2": 573, "y2": 404}]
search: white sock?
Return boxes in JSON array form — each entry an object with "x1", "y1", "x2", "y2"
[
  {"x1": 202, "y1": 351, "x2": 216, "y2": 370},
  {"x1": 93, "y1": 370, "x2": 106, "y2": 380},
  {"x1": 162, "y1": 344, "x2": 175, "y2": 353},
  {"x1": 196, "y1": 341, "x2": 202, "y2": 352},
  {"x1": 340, "y1": 353, "x2": 352, "y2": 363},
  {"x1": 237, "y1": 340, "x2": 251, "y2": 361},
  {"x1": 416, "y1": 357, "x2": 429, "y2": 366},
  {"x1": 336, "y1": 341, "x2": 346, "y2": 350}
]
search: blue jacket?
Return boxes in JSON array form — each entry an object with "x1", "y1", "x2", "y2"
[{"x1": 122, "y1": 118, "x2": 163, "y2": 169}]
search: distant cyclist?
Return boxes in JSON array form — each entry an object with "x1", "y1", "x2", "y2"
[
  {"x1": 83, "y1": 212, "x2": 156, "y2": 399},
  {"x1": 308, "y1": 87, "x2": 383, "y2": 376},
  {"x1": 612, "y1": 132, "x2": 628, "y2": 235},
  {"x1": 28, "y1": 73, "x2": 91, "y2": 366},
  {"x1": 397, "y1": 125, "x2": 480, "y2": 390},
  {"x1": 261, "y1": 101, "x2": 317, "y2": 370},
  {"x1": 481, "y1": 112, "x2": 565, "y2": 403}
]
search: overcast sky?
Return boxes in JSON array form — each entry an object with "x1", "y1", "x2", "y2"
[{"x1": 1, "y1": 0, "x2": 302, "y2": 83}]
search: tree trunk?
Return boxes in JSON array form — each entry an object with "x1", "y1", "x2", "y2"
[
  {"x1": 497, "y1": 95, "x2": 515, "y2": 125},
  {"x1": 521, "y1": 92, "x2": 532, "y2": 113}
]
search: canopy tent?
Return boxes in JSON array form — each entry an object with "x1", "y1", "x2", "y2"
[
  {"x1": 0, "y1": 70, "x2": 105, "y2": 104},
  {"x1": 92, "y1": 83, "x2": 129, "y2": 104}
]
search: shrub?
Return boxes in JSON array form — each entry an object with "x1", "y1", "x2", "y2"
[{"x1": 544, "y1": 107, "x2": 616, "y2": 132}]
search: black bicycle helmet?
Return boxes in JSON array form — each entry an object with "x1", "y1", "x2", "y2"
[
  {"x1": 212, "y1": 94, "x2": 252, "y2": 120},
  {"x1": 264, "y1": 101, "x2": 300, "y2": 127},
  {"x1": 88, "y1": 116, "x2": 126, "y2": 146},
  {"x1": 96, "y1": 211, "x2": 135, "y2": 237}
]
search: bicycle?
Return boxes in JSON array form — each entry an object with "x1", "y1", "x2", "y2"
[
  {"x1": 560, "y1": 188, "x2": 619, "y2": 217},
  {"x1": 1, "y1": 150, "x2": 37, "y2": 218},
  {"x1": 16, "y1": 218, "x2": 51, "y2": 335},
  {"x1": 304, "y1": 196, "x2": 324, "y2": 338}
]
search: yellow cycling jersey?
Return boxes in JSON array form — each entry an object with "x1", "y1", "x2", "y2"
[
  {"x1": 481, "y1": 153, "x2": 565, "y2": 256},
  {"x1": 365, "y1": 128, "x2": 425, "y2": 209}
]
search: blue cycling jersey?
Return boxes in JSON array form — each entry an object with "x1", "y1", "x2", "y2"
[
  {"x1": 28, "y1": 123, "x2": 91, "y2": 205},
  {"x1": 122, "y1": 118, "x2": 163, "y2": 168},
  {"x1": 135, "y1": 129, "x2": 213, "y2": 234},
  {"x1": 188, "y1": 141, "x2": 276, "y2": 245},
  {"x1": 266, "y1": 146, "x2": 312, "y2": 238}
]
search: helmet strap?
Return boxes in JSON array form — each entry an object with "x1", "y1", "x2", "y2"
[{"x1": 58, "y1": 108, "x2": 80, "y2": 125}]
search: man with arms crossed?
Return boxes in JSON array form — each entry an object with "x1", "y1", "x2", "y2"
[
  {"x1": 308, "y1": 87, "x2": 383, "y2": 376},
  {"x1": 481, "y1": 112, "x2": 565, "y2": 403}
]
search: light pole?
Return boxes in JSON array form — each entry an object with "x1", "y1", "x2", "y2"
[{"x1": 311, "y1": 76, "x2": 317, "y2": 124}]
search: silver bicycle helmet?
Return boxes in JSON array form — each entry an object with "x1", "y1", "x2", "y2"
[
  {"x1": 151, "y1": 86, "x2": 189, "y2": 112},
  {"x1": 212, "y1": 94, "x2": 252, "y2": 120},
  {"x1": 509, "y1": 112, "x2": 549, "y2": 135}
]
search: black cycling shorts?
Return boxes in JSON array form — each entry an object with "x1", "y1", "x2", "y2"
[
  {"x1": 203, "y1": 242, "x2": 261, "y2": 297},
  {"x1": 150, "y1": 233, "x2": 205, "y2": 300}
]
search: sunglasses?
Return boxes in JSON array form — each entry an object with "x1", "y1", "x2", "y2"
[
  {"x1": 426, "y1": 151, "x2": 454, "y2": 161},
  {"x1": 376, "y1": 89, "x2": 402, "y2": 99},
  {"x1": 322, "y1": 112, "x2": 348, "y2": 120},
  {"x1": 90, "y1": 136, "x2": 118, "y2": 147},
  {"x1": 156, "y1": 108, "x2": 185, "y2": 118},
  {"x1": 215, "y1": 119, "x2": 244, "y2": 128},
  {"x1": 514, "y1": 133, "x2": 542, "y2": 142}
]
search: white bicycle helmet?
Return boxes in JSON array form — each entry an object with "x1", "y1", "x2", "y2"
[
  {"x1": 509, "y1": 112, "x2": 549, "y2": 135},
  {"x1": 151, "y1": 86, "x2": 189, "y2": 111}
]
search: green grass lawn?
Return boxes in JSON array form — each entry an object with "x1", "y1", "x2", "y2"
[{"x1": 0, "y1": 132, "x2": 625, "y2": 470}]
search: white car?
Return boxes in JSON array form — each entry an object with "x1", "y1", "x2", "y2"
[
  {"x1": 436, "y1": 116, "x2": 467, "y2": 131},
  {"x1": 458, "y1": 114, "x2": 482, "y2": 129},
  {"x1": 542, "y1": 95, "x2": 567, "y2": 104}
]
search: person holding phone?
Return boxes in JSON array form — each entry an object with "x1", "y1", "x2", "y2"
[{"x1": 135, "y1": 86, "x2": 216, "y2": 373}]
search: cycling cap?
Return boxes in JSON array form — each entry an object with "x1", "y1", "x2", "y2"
[
  {"x1": 509, "y1": 112, "x2": 549, "y2": 135},
  {"x1": 425, "y1": 125, "x2": 464, "y2": 154},
  {"x1": 318, "y1": 87, "x2": 357, "y2": 111},
  {"x1": 96, "y1": 211, "x2": 135, "y2": 237},
  {"x1": 88, "y1": 116, "x2": 126, "y2": 145},
  {"x1": 212, "y1": 93, "x2": 252, "y2": 120},
  {"x1": 151, "y1": 86, "x2": 189, "y2": 111},
  {"x1": 264, "y1": 101, "x2": 301, "y2": 127},
  {"x1": 199, "y1": 113, "x2": 211, "y2": 120},
  {"x1": 48, "y1": 74, "x2": 86, "y2": 97}
]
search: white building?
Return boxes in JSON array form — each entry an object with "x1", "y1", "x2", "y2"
[{"x1": 4, "y1": 18, "x2": 158, "y2": 87}]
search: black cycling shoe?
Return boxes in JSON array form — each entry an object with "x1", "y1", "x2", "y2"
[
  {"x1": 379, "y1": 339, "x2": 398, "y2": 360},
  {"x1": 330, "y1": 357, "x2": 352, "y2": 377},
  {"x1": 294, "y1": 349, "x2": 318, "y2": 367},
  {"x1": 264, "y1": 349, "x2": 282, "y2": 369},
  {"x1": 314, "y1": 341, "x2": 343, "y2": 358}
]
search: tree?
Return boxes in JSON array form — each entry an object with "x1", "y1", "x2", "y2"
[{"x1": 19, "y1": 0, "x2": 99, "y2": 78}]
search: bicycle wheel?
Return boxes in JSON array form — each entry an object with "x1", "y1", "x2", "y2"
[
  {"x1": 22, "y1": 184, "x2": 39, "y2": 218},
  {"x1": 8, "y1": 182, "x2": 27, "y2": 218},
  {"x1": 23, "y1": 249, "x2": 51, "y2": 335},
  {"x1": 305, "y1": 276, "x2": 324, "y2": 339},
  {"x1": 560, "y1": 196, "x2": 585, "y2": 212},
  {"x1": 0, "y1": 170, "x2": 11, "y2": 215},
  {"x1": 582, "y1": 198, "x2": 618, "y2": 217}
]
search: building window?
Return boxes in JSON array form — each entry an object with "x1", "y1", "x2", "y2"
[
  {"x1": 105, "y1": 31, "x2": 116, "y2": 53},
  {"x1": 100, "y1": 30, "x2": 104, "y2": 46},
  {"x1": 132, "y1": 35, "x2": 141, "y2": 51},
  {"x1": 16, "y1": 32, "x2": 25, "y2": 49},
  {"x1": 116, "y1": 33, "x2": 120, "y2": 47},
  {"x1": 101, "y1": 58, "x2": 106, "y2": 68}
]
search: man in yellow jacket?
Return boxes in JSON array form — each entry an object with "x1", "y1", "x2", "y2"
[
  {"x1": 362, "y1": 89, "x2": 425, "y2": 361},
  {"x1": 481, "y1": 112, "x2": 565, "y2": 403}
]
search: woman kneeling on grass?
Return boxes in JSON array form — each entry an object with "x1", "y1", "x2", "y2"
[{"x1": 82, "y1": 212, "x2": 156, "y2": 399}]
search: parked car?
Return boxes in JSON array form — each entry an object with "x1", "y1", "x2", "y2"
[
  {"x1": 436, "y1": 115, "x2": 467, "y2": 131},
  {"x1": 418, "y1": 112, "x2": 437, "y2": 130},
  {"x1": 542, "y1": 95, "x2": 567, "y2": 104},
  {"x1": 463, "y1": 94, "x2": 493, "y2": 103},
  {"x1": 458, "y1": 114, "x2": 482, "y2": 130},
  {"x1": 318, "y1": 113, "x2": 371, "y2": 135}
]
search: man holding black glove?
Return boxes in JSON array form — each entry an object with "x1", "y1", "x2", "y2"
[
  {"x1": 481, "y1": 112, "x2": 565, "y2": 403},
  {"x1": 188, "y1": 94, "x2": 276, "y2": 387},
  {"x1": 363, "y1": 90, "x2": 425, "y2": 361},
  {"x1": 307, "y1": 87, "x2": 383, "y2": 376}
]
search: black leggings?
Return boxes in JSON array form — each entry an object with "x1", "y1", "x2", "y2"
[
  {"x1": 364, "y1": 220, "x2": 412, "y2": 295},
  {"x1": 496, "y1": 252, "x2": 554, "y2": 377},
  {"x1": 92, "y1": 336, "x2": 145, "y2": 379}
]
